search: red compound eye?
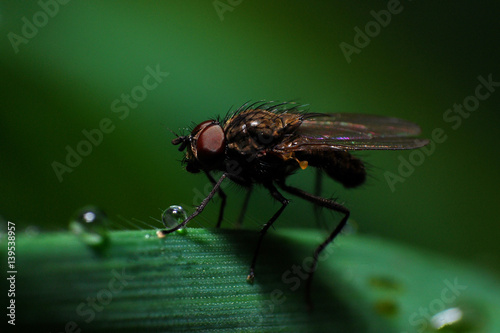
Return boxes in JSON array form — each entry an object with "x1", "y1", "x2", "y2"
[
  {"x1": 191, "y1": 120, "x2": 213, "y2": 136},
  {"x1": 196, "y1": 124, "x2": 226, "y2": 168}
]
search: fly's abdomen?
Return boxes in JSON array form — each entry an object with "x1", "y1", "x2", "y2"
[{"x1": 297, "y1": 150, "x2": 366, "y2": 188}]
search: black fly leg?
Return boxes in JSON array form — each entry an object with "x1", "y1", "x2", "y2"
[
  {"x1": 278, "y1": 182, "x2": 349, "y2": 309},
  {"x1": 157, "y1": 173, "x2": 228, "y2": 236},
  {"x1": 247, "y1": 184, "x2": 289, "y2": 283},
  {"x1": 313, "y1": 169, "x2": 328, "y2": 230},
  {"x1": 236, "y1": 187, "x2": 252, "y2": 228},
  {"x1": 205, "y1": 171, "x2": 227, "y2": 228}
]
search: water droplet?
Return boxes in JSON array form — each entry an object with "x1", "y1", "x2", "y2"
[
  {"x1": 24, "y1": 226, "x2": 40, "y2": 237},
  {"x1": 343, "y1": 219, "x2": 359, "y2": 235},
  {"x1": 428, "y1": 302, "x2": 486, "y2": 332},
  {"x1": 431, "y1": 307, "x2": 463, "y2": 330},
  {"x1": 69, "y1": 206, "x2": 110, "y2": 251},
  {"x1": 0, "y1": 215, "x2": 7, "y2": 242},
  {"x1": 161, "y1": 205, "x2": 188, "y2": 234}
]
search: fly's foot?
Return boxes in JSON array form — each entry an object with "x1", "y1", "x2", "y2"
[
  {"x1": 156, "y1": 230, "x2": 168, "y2": 238},
  {"x1": 247, "y1": 269, "x2": 255, "y2": 284}
]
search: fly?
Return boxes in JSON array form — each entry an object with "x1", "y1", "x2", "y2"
[{"x1": 158, "y1": 101, "x2": 429, "y2": 307}]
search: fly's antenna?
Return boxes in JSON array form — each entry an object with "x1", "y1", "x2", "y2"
[
  {"x1": 168, "y1": 126, "x2": 191, "y2": 151},
  {"x1": 171, "y1": 135, "x2": 190, "y2": 151}
]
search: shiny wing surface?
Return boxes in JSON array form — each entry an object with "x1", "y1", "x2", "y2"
[{"x1": 275, "y1": 113, "x2": 429, "y2": 151}]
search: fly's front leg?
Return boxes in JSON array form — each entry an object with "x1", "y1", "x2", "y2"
[
  {"x1": 157, "y1": 173, "x2": 228, "y2": 236},
  {"x1": 205, "y1": 171, "x2": 227, "y2": 228},
  {"x1": 247, "y1": 183, "x2": 289, "y2": 283}
]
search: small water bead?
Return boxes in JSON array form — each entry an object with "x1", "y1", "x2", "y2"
[
  {"x1": 69, "y1": 206, "x2": 110, "y2": 250},
  {"x1": 431, "y1": 307, "x2": 463, "y2": 330},
  {"x1": 0, "y1": 215, "x2": 7, "y2": 242},
  {"x1": 428, "y1": 303, "x2": 486, "y2": 332},
  {"x1": 343, "y1": 219, "x2": 359, "y2": 235},
  {"x1": 161, "y1": 205, "x2": 188, "y2": 235},
  {"x1": 24, "y1": 225, "x2": 40, "y2": 237}
]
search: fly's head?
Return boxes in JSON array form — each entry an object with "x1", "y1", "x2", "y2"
[{"x1": 172, "y1": 120, "x2": 226, "y2": 173}]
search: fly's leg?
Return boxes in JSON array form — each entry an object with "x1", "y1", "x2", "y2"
[
  {"x1": 278, "y1": 181, "x2": 349, "y2": 309},
  {"x1": 236, "y1": 188, "x2": 252, "y2": 228},
  {"x1": 205, "y1": 171, "x2": 227, "y2": 228},
  {"x1": 247, "y1": 183, "x2": 289, "y2": 283},
  {"x1": 157, "y1": 173, "x2": 228, "y2": 236},
  {"x1": 313, "y1": 169, "x2": 328, "y2": 230}
]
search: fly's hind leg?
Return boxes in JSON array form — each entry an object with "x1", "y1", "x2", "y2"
[
  {"x1": 313, "y1": 169, "x2": 329, "y2": 230},
  {"x1": 278, "y1": 181, "x2": 349, "y2": 309}
]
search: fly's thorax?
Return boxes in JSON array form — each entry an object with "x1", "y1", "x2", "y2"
[{"x1": 224, "y1": 109, "x2": 303, "y2": 155}]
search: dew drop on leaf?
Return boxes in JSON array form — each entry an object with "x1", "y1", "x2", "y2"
[
  {"x1": 69, "y1": 205, "x2": 110, "y2": 251},
  {"x1": 429, "y1": 302, "x2": 486, "y2": 332},
  {"x1": 161, "y1": 205, "x2": 188, "y2": 234}
]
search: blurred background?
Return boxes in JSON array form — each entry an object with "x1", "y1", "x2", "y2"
[{"x1": 1, "y1": 1, "x2": 499, "y2": 274}]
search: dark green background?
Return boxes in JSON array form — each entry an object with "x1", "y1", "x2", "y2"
[{"x1": 1, "y1": 1, "x2": 499, "y2": 273}]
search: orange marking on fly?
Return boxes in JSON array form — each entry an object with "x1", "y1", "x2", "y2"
[{"x1": 282, "y1": 152, "x2": 309, "y2": 170}]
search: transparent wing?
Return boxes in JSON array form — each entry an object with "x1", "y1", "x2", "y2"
[{"x1": 275, "y1": 113, "x2": 429, "y2": 151}]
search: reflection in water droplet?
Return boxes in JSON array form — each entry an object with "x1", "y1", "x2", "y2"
[
  {"x1": 69, "y1": 206, "x2": 110, "y2": 252},
  {"x1": 161, "y1": 205, "x2": 188, "y2": 234}
]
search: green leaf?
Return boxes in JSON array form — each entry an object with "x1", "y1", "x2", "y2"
[{"x1": 6, "y1": 228, "x2": 500, "y2": 332}]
